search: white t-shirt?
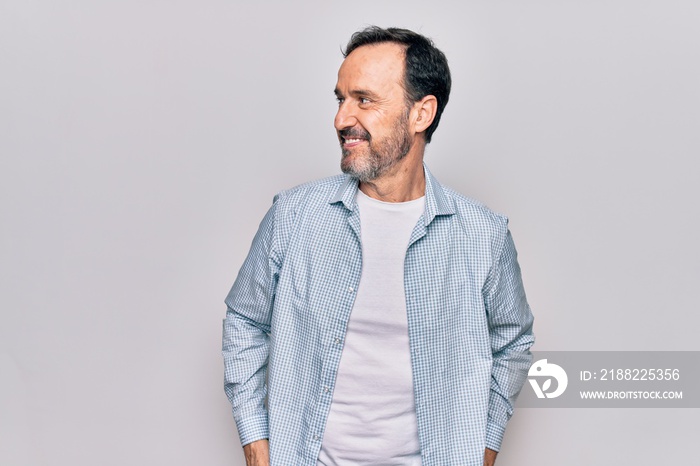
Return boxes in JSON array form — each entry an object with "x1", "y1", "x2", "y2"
[{"x1": 317, "y1": 189, "x2": 425, "y2": 466}]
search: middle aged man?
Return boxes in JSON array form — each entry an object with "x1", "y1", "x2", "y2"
[{"x1": 223, "y1": 26, "x2": 535, "y2": 466}]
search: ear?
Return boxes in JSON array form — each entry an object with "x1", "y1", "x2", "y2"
[{"x1": 412, "y1": 95, "x2": 438, "y2": 136}]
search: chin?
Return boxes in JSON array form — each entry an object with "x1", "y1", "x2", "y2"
[
  {"x1": 341, "y1": 158, "x2": 363, "y2": 178},
  {"x1": 340, "y1": 151, "x2": 362, "y2": 172}
]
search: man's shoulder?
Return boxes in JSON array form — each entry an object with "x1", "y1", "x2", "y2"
[
  {"x1": 272, "y1": 174, "x2": 347, "y2": 207},
  {"x1": 440, "y1": 184, "x2": 509, "y2": 229}
]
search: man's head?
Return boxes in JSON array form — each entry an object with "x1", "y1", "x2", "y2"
[{"x1": 334, "y1": 26, "x2": 451, "y2": 183}]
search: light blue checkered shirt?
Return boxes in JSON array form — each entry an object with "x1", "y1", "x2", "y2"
[{"x1": 223, "y1": 165, "x2": 534, "y2": 466}]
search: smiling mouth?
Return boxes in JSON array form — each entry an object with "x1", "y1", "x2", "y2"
[
  {"x1": 341, "y1": 138, "x2": 367, "y2": 154},
  {"x1": 340, "y1": 135, "x2": 370, "y2": 150},
  {"x1": 343, "y1": 138, "x2": 365, "y2": 145},
  {"x1": 339, "y1": 128, "x2": 370, "y2": 148}
]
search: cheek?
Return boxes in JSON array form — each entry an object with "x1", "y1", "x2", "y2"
[{"x1": 360, "y1": 117, "x2": 385, "y2": 138}]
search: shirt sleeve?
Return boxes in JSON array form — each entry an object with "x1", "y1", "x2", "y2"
[
  {"x1": 483, "y1": 228, "x2": 535, "y2": 451},
  {"x1": 222, "y1": 199, "x2": 281, "y2": 446}
]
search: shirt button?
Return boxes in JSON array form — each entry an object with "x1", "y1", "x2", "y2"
[
  {"x1": 323, "y1": 386, "x2": 330, "y2": 393},
  {"x1": 348, "y1": 286, "x2": 354, "y2": 293},
  {"x1": 313, "y1": 435, "x2": 320, "y2": 441},
  {"x1": 334, "y1": 337, "x2": 342, "y2": 345}
]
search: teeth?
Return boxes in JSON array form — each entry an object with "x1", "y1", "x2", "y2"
[{"x1": 345, "y1": 138, "x2": 362, "y2": 144}]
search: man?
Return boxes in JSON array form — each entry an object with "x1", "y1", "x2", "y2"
[{"x1": 223, "y1": 26, "x2": 534, "y2": 466}]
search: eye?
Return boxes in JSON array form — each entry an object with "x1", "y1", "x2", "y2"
[
  {"x1": 359, "y1": 97, "x2": 371, "y2": 104},
  {"x1": 336, "y1": 97, "x2": 345, "y2": 106}
]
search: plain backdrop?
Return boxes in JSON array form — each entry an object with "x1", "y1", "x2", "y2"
[{"x1": 1, "y1": 1, "x2": 699, "y2": 465}]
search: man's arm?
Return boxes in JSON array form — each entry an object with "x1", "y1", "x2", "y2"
[
  {"x1": 223, "y1": 202, "x2": 282, "y2": 452},
  {"x1": 484, "y1": 447, "x2": 498, "y2": 466},
  {"x1": 483, "y1": 228, "x2": 535, "y2": 452},
  {"x1": 243, "y1": 439, "x2": 270, "y2": 466}
]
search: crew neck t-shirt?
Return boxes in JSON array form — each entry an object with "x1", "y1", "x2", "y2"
[{"x1": 317, "y1": 189, "x2": 426, "y2": 466}]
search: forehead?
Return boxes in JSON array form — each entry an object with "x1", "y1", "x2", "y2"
[{"x1": 336, "y1": 42, "x2": 406, "y2": 93}]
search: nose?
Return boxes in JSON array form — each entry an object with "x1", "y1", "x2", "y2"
[{"x1": 334, "y1": 101, "x2": 357, "y2": 132}]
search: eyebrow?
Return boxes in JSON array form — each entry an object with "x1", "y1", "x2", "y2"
[{"x1": 334, "y1": 88, "x2": 381, "y2": 100}]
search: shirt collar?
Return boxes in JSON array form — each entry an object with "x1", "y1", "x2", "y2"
[{"x1": 329, "y1": 163, "x2": 455, "y2": 224}]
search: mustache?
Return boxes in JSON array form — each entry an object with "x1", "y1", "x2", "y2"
[{"x1": 338, "y1": 128, "x2": 370, "y2": 140}]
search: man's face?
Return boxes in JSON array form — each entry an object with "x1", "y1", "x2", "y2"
[{"x1": 334, "y1": 42, "x2": 413, "y2": 182}]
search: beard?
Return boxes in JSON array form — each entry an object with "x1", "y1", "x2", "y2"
[{"x1": 339, "y1": 111, "x2": 412, "y2": 183}]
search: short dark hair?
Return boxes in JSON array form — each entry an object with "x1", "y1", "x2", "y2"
[{"x1": 343, "y1": 26, "x2": 451, "y2": 143}]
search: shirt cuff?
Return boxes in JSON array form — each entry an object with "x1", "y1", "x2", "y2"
[
  {"x1": 485, "y1": 421, "x2": 506, "y2": 452},
  {"x1": 235, "y1": 411, "x2": 269, "y2": 447}
]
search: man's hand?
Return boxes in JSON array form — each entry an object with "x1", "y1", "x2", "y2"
[
  {"x1": 484, "y1": 447, "x2": 498, "y2": 466},
  {"x1": 243, "y1": 439, "x2": 270, "y2": 466}
]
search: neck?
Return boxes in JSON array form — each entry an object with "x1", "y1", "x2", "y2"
[{"x1": 359, "y1": 143, "x2": 426, "y2": 202}]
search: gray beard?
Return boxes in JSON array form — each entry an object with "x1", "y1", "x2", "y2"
[{"x1": 341, "y1": 116, "x2": 412, "y2": 183}]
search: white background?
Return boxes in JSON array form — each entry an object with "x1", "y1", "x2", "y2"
[{"x1": 2, "y1": 1, "x2": 698, "y2": 464}]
